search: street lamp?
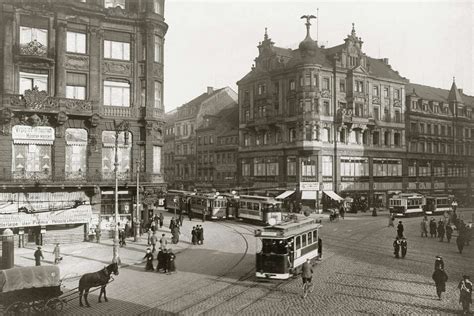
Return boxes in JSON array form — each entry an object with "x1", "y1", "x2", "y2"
[
  {"x1": 134, "y1": 160, "x2": 141, "y2": 242},
  {"x1": 112, "y1": 120, "x2": 130, "y2": 265}
]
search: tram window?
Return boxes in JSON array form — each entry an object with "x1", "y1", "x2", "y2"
[
  {"x1": 247, "y1": 202, "x2": 252, "y2": 209},
  {"x1": 313, "y1": 230, "x2": 318, "y2": 241},
  {"x1": 253, "y1": 203, "x2": 259, "y2": 211},
  {"x1": 296, "y1": 236, "x2": 301, "y2": 249},
  {"x1": 302, "y1": 234, "x2": 307, "y2": 247},
  {"x1": 261, "y1": 239, "x2": 288, "y2": 254},
  {"x1": 308, "y1": 232, "x2": 312, "y2": 244}
]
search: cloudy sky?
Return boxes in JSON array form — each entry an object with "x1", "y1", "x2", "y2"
[{"x1": 163, "y1": 0, "x2": 473, "y2": 112}]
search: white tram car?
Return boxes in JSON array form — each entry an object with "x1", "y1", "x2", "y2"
[
  {"x1": 255, "y1": 217, "x2": 321, "y2": 279},
  {"x1": 389, "y1": 193, "x2": 426, "y2": 217},
  {"x1": 237, "y1": 195, "x2": 283, "y2": 225}
]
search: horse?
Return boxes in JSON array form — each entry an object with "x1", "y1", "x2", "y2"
[{"x1": 78, "y1": 262, "x2": 119, "y2": 307}]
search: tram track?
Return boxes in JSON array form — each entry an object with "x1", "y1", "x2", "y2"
[{"x1": 137, "y1": 221, "x2": 255, "y2": 316}]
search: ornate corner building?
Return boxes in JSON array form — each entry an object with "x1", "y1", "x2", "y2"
[
  {"x1": 0, "y1": 0, "x2": 167, "y2": 243},
  {"x1": 237, "y1": 21, "x2": 474, "y2": 208}
]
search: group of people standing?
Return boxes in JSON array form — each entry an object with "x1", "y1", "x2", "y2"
[
  {"x1": 191, "y1": 225, "x2": 205, "y2": 245},
  {"x1": 143, "y1": 247, "x2": 176, "y2": 274}
]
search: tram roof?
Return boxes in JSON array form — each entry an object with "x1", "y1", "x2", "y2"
[{"x1": 256, "y1": 217, "x2": 321, "y2": 238}]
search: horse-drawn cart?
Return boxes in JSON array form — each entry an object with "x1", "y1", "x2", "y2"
[{"x1": 0, "y1": 266, "x2": 64, "y2": 315}]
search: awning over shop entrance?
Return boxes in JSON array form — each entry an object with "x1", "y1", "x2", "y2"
[
  {"x1": 324, "y1": 191, "x2": 343, "y2": 201},
  {"x1": 275, "y1": 190, "x2": 295, "y2": 200},
  {"x1": 301, "y1": 190, "x2": 317, "y2": 200}
]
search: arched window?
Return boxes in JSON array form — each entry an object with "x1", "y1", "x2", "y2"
[{"x1": 65, "y1": 128, "x2": 88, "y2": 179}]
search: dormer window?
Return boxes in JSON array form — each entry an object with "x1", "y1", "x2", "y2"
[{"x1": 105, "y1": 0, "x2": 125, "y2": 9}]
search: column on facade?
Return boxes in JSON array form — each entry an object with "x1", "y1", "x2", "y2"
[
  {"x1": 55, "y1": 20, "x2": 67, "y2": 98},
  {"x1": 3, "y1": 13, "x2": 14, "y2": 93},
  {"x1": 88, "y1": 22, "x2": 102, "y2": 110},
  {"x1": 278, "y1": 79, "x2": 284, "y2": 115},
  {"x1": 301, "y1": 121, "x2": 306, "y2": 141},
  {"x1": 401, "y1": 130, "x2": 406, "y2": 147}
]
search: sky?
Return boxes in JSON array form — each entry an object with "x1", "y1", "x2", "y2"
[{"x1": 163, "y1": 0, "x2": 473, "y2": 112}]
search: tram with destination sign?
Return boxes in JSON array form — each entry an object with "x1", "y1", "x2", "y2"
[
  {"x1": 255, "y1": 216, "x2": 321, "y2": 279},
  {"x1": 237, "y1": 195, "x2": 283, "y2": 225},
  {"x1": 389, "y1": 193, "x2": 426, "y2": 217},
  {"x1": 423, "y1": 195, "x2": 451, "y2": 215},
  {"x1": 188, "y1": 193, "x2": 228, "y2": 219}
]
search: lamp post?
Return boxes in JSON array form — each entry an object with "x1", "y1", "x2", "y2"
[
  {"x1": 112, "y1": 120, "x2": 130, "y2": 265},
  {"x1": 134, "y1": 161, "x2": 140, "y2": 242}
]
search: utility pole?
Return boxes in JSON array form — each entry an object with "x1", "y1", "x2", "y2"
[{"x1": 134, "y1": 160, "x2": 140, "y2": 242}]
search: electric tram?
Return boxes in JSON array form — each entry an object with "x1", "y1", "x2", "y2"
[
  {"x1": 188, "y1": 192, "x2": 228, "y2": 219},
  {"x1": 237, "y1": 195, "x2": 283, "y2": 225},
  {"x1": 255, "y1": 216, "x2": 321, "y2": 279},
  {"x1": 423, "y1": 195, "x2": 451, "y2": 215},
  {"x1": 219, "y1": 192, "x2": 239, "y2": 219},
  {"x1": 164, "y1": 190, "x2": 194, "y2": 213},
  {"x1": 389, "y1": 193, "x2": 426, "y2": 217}
]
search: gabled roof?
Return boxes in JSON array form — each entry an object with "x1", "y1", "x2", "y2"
[
  {"x1": 366, "y1": 57, "x2": 406, "y2": 82},
  {"x1": 448, "y1": 80, "x2": 463, "y2": 103}
]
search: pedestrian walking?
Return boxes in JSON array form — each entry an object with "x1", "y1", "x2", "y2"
[
  {"x1": 437, "y1": 220, "x2": 445, "y2": 242},
  {"x1": 388, "y1": 213, "x2": 395, "y2": 227},
  {"x1": 191, "y1": 226, "x2": 198, "y2": 245},
  {"x1": 446, "y1": 223, "x2": 453, "y2": 243},
  {"x1": 147, "y1": 228, "x2": 152, "y2": 246},
  {"x1": 393, "y1": 236, "x2": 401, "y2": 258},
  {"x1": 197, "y1": 225, "x2": 204, "y2": 245},
  {"x1": 157, "y1": 248, "x2": 165, "y2": 272},
  {"x1": 452, "y1": 200, "x2": 458, "y2": 212},
  {"x1": 171, "y1": 225, "x2": 180, "y2": 244},
  {"x1": 202, "y1": 209, "x2": 207, "y2": 222},
  {"x1": 95, "y1": 225, "x2": 101, "y2": 243},
  {"x1": 318, "y1": 237, "x2": 322, "y2": 259},
  {"x1": 150, "y1": 231, "x2": 158, "y2": 252},
  {"x1": 397, "y1": 221, "x2": 404, "y2": 238},
  {"x1": 434, "y1": 256, "x2": 445, "y2": 271},
  {"x1": 167, "y1": 249, "x2": 176, "y2": 274},
  {"x1": 432, "y1": 268, "x2": 448, "y2": 300},
  {"x1": 160, "y1": 233, "x2": 168, "y2": 250},
  {"x1": 34, "y1": 246, "x2": 44, "y2": 266},
  {"x1": 458, "y1": 275, "x2": 473, "y2": 315},
  {"x1": 429, "y1": 218, "x2": 437, "y2": 238},
  {"x1": 125, "y1": 221, "x2": 130, "y2": 238},
  {"x1": 169, "y1": 217, "x2": 176, "y2": 231},
  {"x1": 401, "y1": 237, "x2": 408, "y2": 258},
  {"x1": 120, "y1": 226, "x2": 126, "y2": 247},
  {"x1": 150, "y1": 220, "x2": 156, "y2": 232},
  {"x1": 420, "y1": 218, "x2": 428, "y2": 237},
  {"x1": 188, "y1": 208, "x2": 193, "y2": 221},
  {"x1": 162, "y1": 249, "x2": 169, "y2": 273},
  {"x1": 457, "y1": 234, "x2": 465, "y2": 254},
  {"x1": 178, "y1": 212, "x2": 184, "y2": 227},
  {"x1": 159, "y1": 212, "x2": 164, "y2": 229},
  {"x1": 339, "y1": 205, "x2": 345, "y2": 220},
  {"x1": 143, "y1": 248, "x2": 154, "y2": 271},
  {"x1": 53, "y1": 243, "x2": 62, "y2": 264}
]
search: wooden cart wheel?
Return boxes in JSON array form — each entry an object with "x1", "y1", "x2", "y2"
[
  {"x1": 32, "y1": 300, "x2": 46, "y2": 312},
  {"x1": 5, "y1": 301, "x2": 29, "y2": 316},
  {"x1": 45, "y1": 298, "x2": 64, "y2": 312}
]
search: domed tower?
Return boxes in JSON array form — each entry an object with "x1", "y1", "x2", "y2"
[{"x1": 299, "y1": 15, "x2": 318, "y2": 58}]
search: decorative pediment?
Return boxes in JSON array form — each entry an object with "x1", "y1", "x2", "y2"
[
  {"x1": 350, "y1": 65, "x2": 369, "y2": 75},
  {"x1": 103, "y1": 61, "x2": 132, "y2": 76}
]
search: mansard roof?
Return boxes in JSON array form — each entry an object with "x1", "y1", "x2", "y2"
[{"x1": 407, "y1": 82, "x2": 474, "y2": 106}]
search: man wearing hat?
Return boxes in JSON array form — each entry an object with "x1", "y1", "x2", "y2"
[
  {"x1": 397, "y1": 221, "x2": 404, "y2": 238},
  {"x1": 143, "y1": 248, "x2": 154, "y2": 271},
  {"x1": 34, "y1": 246, "x2": 44, "y2": 266},
  {"x1": 458, "y1": 275, "x2": 472, "y2": 314}
]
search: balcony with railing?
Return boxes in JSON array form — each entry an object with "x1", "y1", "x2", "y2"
[{"x1": 100, "y1": 106, "x2": 138, "y2": 118}]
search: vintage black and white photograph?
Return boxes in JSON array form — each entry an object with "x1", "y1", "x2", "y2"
[{"x1": 0, "y1": 0, "x2": 472, "y2": 314}]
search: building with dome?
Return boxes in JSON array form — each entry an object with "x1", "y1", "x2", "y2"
[{"x1": 236, "y1": 19, "x2": 473, "y2": 209}]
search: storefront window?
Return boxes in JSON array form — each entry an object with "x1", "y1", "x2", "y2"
[
  {"x1": 373, "y1": 158, "x2": 402, "y2": 177},
  {"x1": 65, "y1": 129, "x2": 87, "y2": 179},
  {"x1": 301, "y1": 158, "x2": 317, "y2": 177},
  {"x1": 341, "y1": 157, "x2": 368, "y2": 177},
  {"x1": 101, "y1": 131, "x2": 132, "y2": 180},
  {"x1": 11, "y1": 125, "x2": 54, "y2": 180}
]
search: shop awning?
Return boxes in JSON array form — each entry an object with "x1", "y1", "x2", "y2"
[
  {"x1": 275, "y1": 190, "x2": 295, "y2": 200},
  {"x1": 324, "y1": 190, "x2": 343, "y2": 201},
  {"x1": 301, "y1": 190, "x2": 317, "y2": 200}
]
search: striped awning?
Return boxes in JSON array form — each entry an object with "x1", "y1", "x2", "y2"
[
  {"x1": 275, "y1": 190, "x2": 295, "y2": 200},
  {"x1": 13, "y1": 139, "x2": 53, "y2": 145},
  {"x1": 324, "y1": 190, "x2": 343, "y2": 201}
]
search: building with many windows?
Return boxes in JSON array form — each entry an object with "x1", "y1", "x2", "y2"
[
  {"x1": 163, "y1": 86, "x2": 237, "y2": 190},
  {"x1": 0, "y1": 0, "x2": 167, "y2": 243},
  {"x1": 237, "y1": 22, "x2": 410, "y2": 208},
  {"x1": 405, "y1": 81, "x2": 474, "y2": 203}
]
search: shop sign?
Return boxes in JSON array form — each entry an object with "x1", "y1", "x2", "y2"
[
  {"x1": 447, "y1": 183, "x2": 467, "y2": 189},
  {"x1": 300, "y1": 182, "x2": 320, "y2": 191},
  {"x1": 12, "y1": 126, "x2": 55, "y2": 141}
]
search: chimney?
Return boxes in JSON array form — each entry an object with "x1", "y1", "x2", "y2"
[
  {"x1": 458, "y1": 88, "x2": 463, "y2": 94},
  {"x1": 207, "y1": 86, "x2": 214, "y2": 94},
  {"x1": 382, "y1": 58, "x2": 389, "y2": 65}
]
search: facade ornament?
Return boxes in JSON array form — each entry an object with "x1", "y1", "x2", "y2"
[
  {"x1": 89, "y1": 113, "x2": 102, "y2": 127},
  {"x1": 55, "y1": 111, "x2": 68, "y2": 137},
  {"x1": 19, "y1": 40, "x2": 47, "y2": 56},
  {"x1": 0, "y1": 108, "x2": 14, "y2": 135},
  {"x1": 321, "y1": 89, "x2": 331, "y2": 98},
  {"x1": 103, "y1": 61, "x2": 132, "y2": 75}
]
